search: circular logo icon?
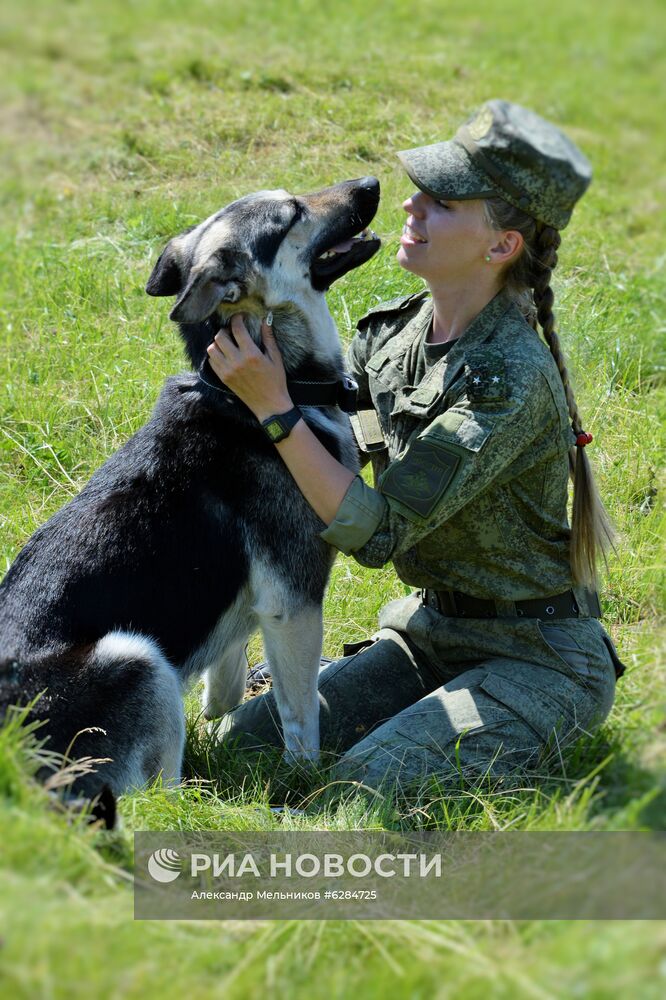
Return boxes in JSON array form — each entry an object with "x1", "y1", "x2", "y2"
[{"x1": 148, "y1": 848, "x2": 183, "y2": 883}]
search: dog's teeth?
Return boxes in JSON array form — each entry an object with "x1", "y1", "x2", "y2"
[{"x1": 318, "y1": 231, "x2": 376, "y2": 260}]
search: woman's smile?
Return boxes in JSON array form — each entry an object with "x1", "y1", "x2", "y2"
[
  {"x1": 401, "y1": 221, "x2": 427, "y2": 246},
  {"x1": 397, "y1": 191, "x2": 495, "y2": 283}
]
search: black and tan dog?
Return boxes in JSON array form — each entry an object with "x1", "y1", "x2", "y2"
[{"x1": 0, "y1": 178, "x2": 380, "y2": 806}]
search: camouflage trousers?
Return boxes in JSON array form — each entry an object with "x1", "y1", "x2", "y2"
[{"x1": 219, "y1": 594, "x2": 619, "y2": 792}]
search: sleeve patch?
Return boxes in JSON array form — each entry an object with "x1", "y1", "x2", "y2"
[
  {"x1": 379, "y1": 438, "x2": 461, "y2": 519},
  {"x1": 465, "y1": 348, "x2": 507, "y2": 402}
]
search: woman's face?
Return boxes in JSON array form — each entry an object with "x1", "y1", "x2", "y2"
[{"x1": 397, "y1": 189, "x2": 495, "y2": 284}]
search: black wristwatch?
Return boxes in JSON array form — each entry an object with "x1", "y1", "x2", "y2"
[{"x1": 260, "y1": 406, "x2": 302, "y2": 443}]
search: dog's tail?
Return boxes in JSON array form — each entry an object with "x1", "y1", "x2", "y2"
[
  {"x1": 0, "y1": 653, "x2": 118, "y2": 827},
  {"x1": 1, "y1": 632, "x2": 184, "y2": 822},
  {"x1": 48, "y1": 782, "x2": 118, "y2": 830}
]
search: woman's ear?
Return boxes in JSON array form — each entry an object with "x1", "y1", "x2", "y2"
[{"x1": 488, "y1": 230, "x2": 524, "y2": 265}]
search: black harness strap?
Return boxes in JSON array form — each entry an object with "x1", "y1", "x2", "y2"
[{"x1": 198, "y1": 360, "x2": 359, "y2": 413}]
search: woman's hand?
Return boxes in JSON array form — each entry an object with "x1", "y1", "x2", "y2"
[
  {"x1": 208, "y1": 314, "x2": 356, "y2": 524},
  {"x1": 206, "y1": 314, "x2": 293, "y2": 422}
]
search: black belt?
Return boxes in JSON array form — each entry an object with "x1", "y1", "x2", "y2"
[{"x1": 421, "y1": 588, "x2": 601, "y2": 620}]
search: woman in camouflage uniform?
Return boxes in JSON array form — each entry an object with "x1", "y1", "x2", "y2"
[{"x1": 208, "y1": 100, "x2": 624, "y2": 791}]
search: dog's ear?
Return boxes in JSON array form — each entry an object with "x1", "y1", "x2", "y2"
[
  {"x1": 146, "y1": 239, "x2": 185, "y2": 297},
  {"x1": 169, "y1": 248, "x2": 253, "y2": 324}
]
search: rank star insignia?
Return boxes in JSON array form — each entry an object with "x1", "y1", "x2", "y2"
[{"x1": 465, "y1": 348, "x2": 507, "y2": 403}]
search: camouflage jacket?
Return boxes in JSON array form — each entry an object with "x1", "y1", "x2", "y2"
[{"x1": 320, "y1": 287, "x2": 578, "y2": 601}]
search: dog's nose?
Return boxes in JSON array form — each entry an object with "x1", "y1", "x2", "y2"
[
  {"x1": 353, "y1": 176, "x2": 380, "y2": 210},
  {"x1": 357, "y1": 176, "x2": 380, "y2": 194}
]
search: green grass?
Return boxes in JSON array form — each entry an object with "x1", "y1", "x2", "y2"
[{"x1": 1, "y1": 0, "x2": 665, "y2": 996}]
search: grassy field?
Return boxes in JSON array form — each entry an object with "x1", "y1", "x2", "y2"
[{"x1": 1, "y1": 0, "x2": 665, "y2": 996}]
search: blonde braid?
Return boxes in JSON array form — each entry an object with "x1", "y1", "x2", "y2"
[
  {"x1": 532, "y1": 228, "x2": 578, "y2": 473},
  {"x1": 531, "y1": 225, "x2": 615, "y2": 588},
  {"x1": 484, "y1": 198, "x2": 615, "y2": 588}
]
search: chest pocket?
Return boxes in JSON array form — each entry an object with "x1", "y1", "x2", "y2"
[
  {"x1": 366, "y1": 351, "x2": 450, "y2": 429},
  {"x1": 378, "y1": 410, "x2": 493, "y2": 522}
]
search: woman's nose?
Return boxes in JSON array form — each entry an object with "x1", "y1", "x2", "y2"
[{"x1": 403, "y1": 190, "x2": 425, "y2": 216}]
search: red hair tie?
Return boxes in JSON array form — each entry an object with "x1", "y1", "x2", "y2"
[{"x1": 575, "y1": 431, "x2": 593, "y2": 447}]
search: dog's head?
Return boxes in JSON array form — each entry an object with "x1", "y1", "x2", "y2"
[{"x1": 146, "y1": 177, "x2": 381, "y2": 368}]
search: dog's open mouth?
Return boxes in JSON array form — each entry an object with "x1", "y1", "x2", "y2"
[
  {"x1": 317, "y1": 228, "x2": 378, "y2": 261},
  {"x1": 311, "y1": 228, "x2": 381, "y2": 288}
]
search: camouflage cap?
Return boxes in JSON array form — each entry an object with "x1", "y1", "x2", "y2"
[{"x1": 397, "y1": 99, "x2": 592, "y2": 230}]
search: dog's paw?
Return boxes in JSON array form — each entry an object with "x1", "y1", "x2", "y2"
[
  {"x1": 283, "y1": 746, "x2": 320, "y2": 765},
  {"x1": 202, "y1": 704, "x2": 222, "y2": 721},
  {"x1": 201, "y1": 695, "x2": 242, "y2": 721}
]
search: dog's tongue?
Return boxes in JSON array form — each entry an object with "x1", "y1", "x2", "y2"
[{"x1": 329, "y1": 238, "x2": 354, "y2": 254}]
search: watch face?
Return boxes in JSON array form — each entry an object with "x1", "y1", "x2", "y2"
[
  {"x1": 264, "y1": 419, "x2": 284, "y2": 441},
  {"x1": 262, "y1": 407, "x2": 299, "y2": 443}
]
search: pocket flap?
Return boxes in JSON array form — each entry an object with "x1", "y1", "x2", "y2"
[
  {"x1": 426, "y1": 411, "x2": 493, "y2": 453},
  {"x1": 479, "y1": 671, "x2": 577, "y2": 743},
  {"x1": 365, "y1": 349, "x2": 394, "y2": 378}
]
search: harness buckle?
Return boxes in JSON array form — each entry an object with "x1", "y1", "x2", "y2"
[{"x1": 337, "y1": 375, "x2": 359, "y2": 413}]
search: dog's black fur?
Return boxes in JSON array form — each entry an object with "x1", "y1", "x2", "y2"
[{"x1": 0, "y1": 178, "x2": 380, "y2": 803}]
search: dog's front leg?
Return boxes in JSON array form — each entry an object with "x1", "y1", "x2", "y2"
[{"x1": 258, "y1": 603, "x2": 323, "y2": 761}]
